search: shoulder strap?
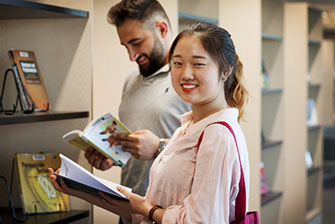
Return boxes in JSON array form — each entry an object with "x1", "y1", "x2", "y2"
[{"x1": 197, "y1": 121, "x2": 246, "y2": 221}]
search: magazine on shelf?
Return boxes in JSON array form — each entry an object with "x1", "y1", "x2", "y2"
[
  {"x1": 62, "y1": 112, "x2": 132, "y2": 167},
  {"x1": 15, "y1": 153, "x2": 70, "y2": 214},
  {"x1": 56, "y1": 153, "x2": 131, "y2": 201}
]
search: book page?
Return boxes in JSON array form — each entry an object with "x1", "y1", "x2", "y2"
[
  {"x1": 62, "y1": 130, "x2": 90, "y2": 151},
  {"x1": 58, "y1": 154, "x2": 130, "y2": 199},
  {"x1": 83, "y1": 112, "x2": 132, "y2": 167}
]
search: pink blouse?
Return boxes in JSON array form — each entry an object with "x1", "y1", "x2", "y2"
[{"x1": 132, "y1": 108, "x2": 250, "y2": 224}]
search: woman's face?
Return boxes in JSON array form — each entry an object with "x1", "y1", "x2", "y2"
[{"x1": 170, "y1": 35, "x2": 225, "y2": 107}]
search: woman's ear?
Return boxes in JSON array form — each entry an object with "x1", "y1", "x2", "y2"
[
  {"x1": 156, "y1": 20, "x2": 168, "y2": 38},
  {"x1": 222, "y1": 66, "x2": 234, "y2": 81}
]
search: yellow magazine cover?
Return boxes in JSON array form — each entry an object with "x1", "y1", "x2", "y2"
[{"x1": 15, "y1": 153, "x2": 70, "y2": 214}]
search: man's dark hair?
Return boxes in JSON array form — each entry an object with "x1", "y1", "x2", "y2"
[{"x1": 107, "y1": 0, "x2": 171, "y2": 28}]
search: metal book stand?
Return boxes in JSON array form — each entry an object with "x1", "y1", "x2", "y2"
[{"x1": 0, "y1": 68, "x2": 34, "y2": 115}]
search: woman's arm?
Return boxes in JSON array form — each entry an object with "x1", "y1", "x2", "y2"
[
  {"x1": 118, "y1": 187, "x2": 166, "y2": 224},
  {"x1": 48, "y1": 168, "x2": 134, "y2": 221}
]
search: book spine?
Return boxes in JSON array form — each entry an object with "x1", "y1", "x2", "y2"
[{"x1": 12, "y1": 64, "x2": 30, "y2": 111}]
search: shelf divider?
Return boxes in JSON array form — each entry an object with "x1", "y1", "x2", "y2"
[
  {"x1": 178, "y1": 11, "x2": 217, "y2": 25},
  {"x1": 0, "y1": 0, "x2": 89, "y2": 19},
  {"x1": 261, "y1": 191, "x2": 283, "y2": 206},
  {"x1": 0, "y1": 111, "x2": 89, "y2": 125}
]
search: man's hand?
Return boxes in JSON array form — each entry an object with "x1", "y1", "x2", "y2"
[
  {"x1": 84, "y1": 147, "x2": 114, "y2": 170},
  {"x1": 113, "y1": 129, "x2": 160, "y2": 160}
]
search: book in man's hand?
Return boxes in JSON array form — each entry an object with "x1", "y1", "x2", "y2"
[
  {"x1": 56, "y1": 153, "x2": 131, "y2": 201},
  {"x1": 62, "y1": 112, "x2": 132, "y2": 167}
]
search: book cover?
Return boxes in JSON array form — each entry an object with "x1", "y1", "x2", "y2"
[
  {"x1": 307, "y1": 99, "x2": 318, "y2": 127},
  {"x1": 63, "y1": 112, "x2": 132, "y2": 167},
  {"x1": 305, "y1": 150, "x2": 313, "y2": 170},
  {"x1": 8, "y1": 49, "x2": 50, "y2": 111},
  {"x1": 15, "y1": 153, "x2": 70, "y2": 214},
  {"x1": 56, "y1": 153, "x2": 131, "y2": 201},
  {"x1": 261, "y1": 59, "x2": 269, "y2": 89},
  {"x1": 260, "y1": 161, "x2": 269, "y2": 195}
]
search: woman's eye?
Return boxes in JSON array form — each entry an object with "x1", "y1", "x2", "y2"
[
  {"x1": 194, "y1": 63, "x2": 205, "y2": 67},
  {"x1": 173, "y1": 61, "x2": 182, "y2": 65}
]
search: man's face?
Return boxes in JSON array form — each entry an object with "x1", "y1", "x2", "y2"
[{"x1": 117, "y1": 19, "x2": 165, "y2": 77}]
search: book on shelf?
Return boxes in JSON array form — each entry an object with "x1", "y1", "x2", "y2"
[
  {"x1": 56, "y1": 153, "x2": 131, "y2": 201},
  {"x1": 63, "y1": 112, "x2": 132, "y2": 167},
  {"x1": 8, "y1": 49, "x2": 50, "y2": 112},
  {"x1": 307, "y1": 98, "x2": 318, "y2": 127},
  {"x1": 260, "y1": 161, "x2": 269, "y2": 195},
  {"x1": 14, "y1": 153, "x2": 70, "y2": 214},
  {"x1": 261, "y1": 59, "x2": 269, "y2": 89},
  {"x1": 305, "y1": 150, "x2": 313, "y2": 170}
]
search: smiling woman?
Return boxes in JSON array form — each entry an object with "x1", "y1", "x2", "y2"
[{"x1": 49, "y1": 22, "x2": 255, "y2": 224}]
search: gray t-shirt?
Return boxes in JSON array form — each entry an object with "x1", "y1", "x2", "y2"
[{"x1": 118, "y1": 64, "x2": 191, "y2": 196}]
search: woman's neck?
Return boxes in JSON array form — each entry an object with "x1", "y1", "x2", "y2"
[{"x1": 192, "y1": 96, "x2": 229, "y2": 123}]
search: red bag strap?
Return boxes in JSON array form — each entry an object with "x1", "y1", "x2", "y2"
[{"x1": 197, "y1": 121, "x2": 246, "y2": 222}]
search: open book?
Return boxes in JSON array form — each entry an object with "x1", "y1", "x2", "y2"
[
  {"x1": 63, "y1": 112, "x2": 132, "y2": 167},
  {"x1": 56, "y1": 154, "x2": 131, "y2": 201}
]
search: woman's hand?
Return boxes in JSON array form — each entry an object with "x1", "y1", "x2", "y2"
[
  {"x1": 48, "y1": 168, "x2": 135, "y2": 221},
  {"x1": 116, "y1": 186, "x2": 153, "y2": 217},
  {"x1": 48, "y1": 168, "x2": 82, "y2": 198}
]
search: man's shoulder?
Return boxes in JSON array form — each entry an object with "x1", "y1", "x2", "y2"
[{"x1": 125, "y1": 69, "x2": 140, "y2": 84}]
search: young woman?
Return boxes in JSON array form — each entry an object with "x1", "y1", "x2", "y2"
[{"x1": 49, "y1": 22, "x2": 250, "y2": 224}]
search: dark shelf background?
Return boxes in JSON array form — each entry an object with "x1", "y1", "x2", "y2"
[
  {"x1": 0, "y1": 0, "x2": 88, "y2": 19},
  {"x1": 261, "y1": 191, "x2": 283, "y2": 206}
]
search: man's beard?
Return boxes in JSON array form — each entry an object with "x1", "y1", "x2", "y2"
[{"x1": 138, "y1": 39, "x2": 165, "y2": 77}]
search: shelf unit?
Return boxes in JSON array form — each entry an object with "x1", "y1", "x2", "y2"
[
  {"x1": 178, "y1": 0, "x2": 218, "y2": 32},
  {"x1": 0, "y1": 111, "x2": 89, "y2": 125},
  {"x1": 306, "y1": 7, "x2": 324, "y2": 224},
  {"x1": 0, "y1": 1, "x2": 91, "y2": 223},
  {"x1": 260, "y1": 0, "x2": 284, "y2": 223}
]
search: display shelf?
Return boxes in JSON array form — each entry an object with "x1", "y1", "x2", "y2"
[
  {"x1": 262, "y1": 33, "x2": 283, "y2": 41},
  {"x1": 261, "y1": 88, "x2": 283, "y2": 95},
  {"x1": 0, "y1": 0, "x2": 88, "y2": 19},
  {"x1": 308, "y1": 124, "x2": 321, "y2": 132},
  {"x1": 306, "y1": 207, "x2": 321, "y2": 223},
  {"x1": 307, "y1": 166, "x2": 321, "y2": 176},
  {"x1": 178, "y1": 11, "x2": 217, "y2": 25},
  {"x1": 0, "y1": 111, "x2": 89, "y2": 125},
  {"x1": 308, "y1": 39, "x2": 321, "y2": 46},
  {"x1": 0, "y1": 207, "x2": 89, "y2": 224},
  {"x1": 262, "y1": 140, "x2": 283, "y2": 150},
  {"x1": 308, "y1": 83, "x2": 321, "y2": 90},
  {"x1": 261, "y1": 191, "x2": 283, "y2": 206}
]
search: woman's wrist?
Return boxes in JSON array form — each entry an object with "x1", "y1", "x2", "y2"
[{"x1": 148, "y1": 205, "x2": 163, "y2": 223}]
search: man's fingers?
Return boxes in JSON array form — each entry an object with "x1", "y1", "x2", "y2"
[{"x1": 113, "y1": 133, "x2": 137, "y2": 143}]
